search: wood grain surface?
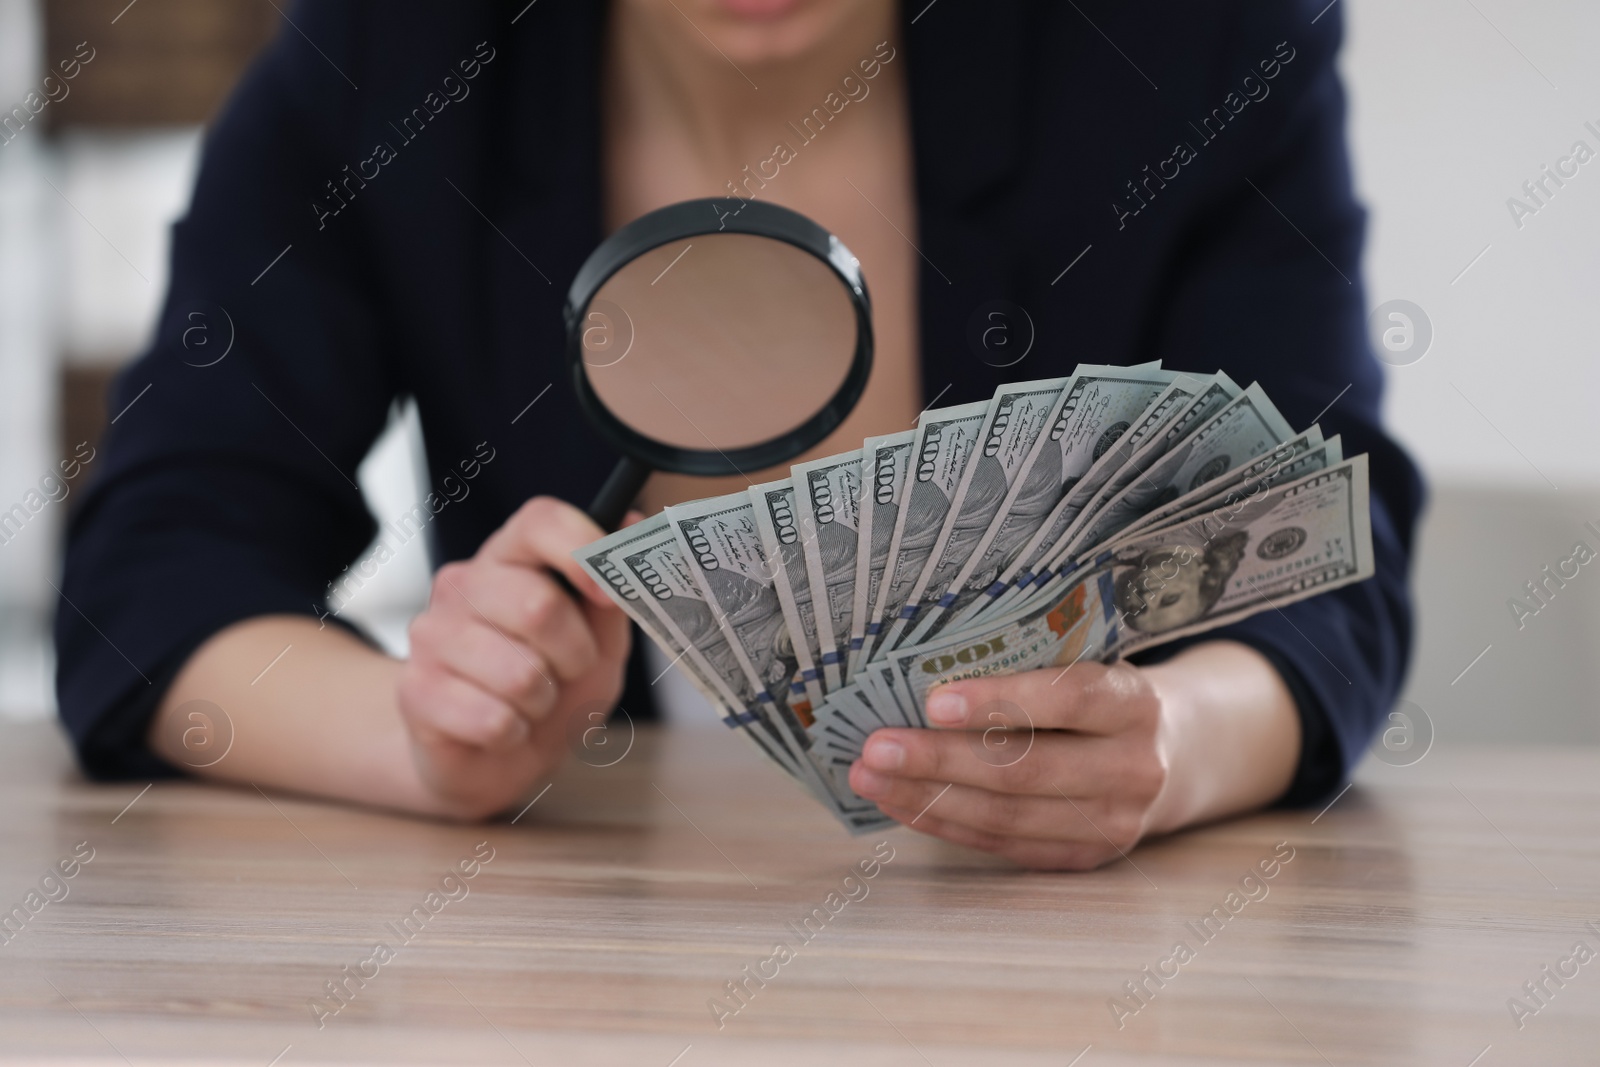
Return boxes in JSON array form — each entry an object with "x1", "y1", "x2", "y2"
[{"x1": 0, "y1": 720, "x2": 1596, "y2": 1065}]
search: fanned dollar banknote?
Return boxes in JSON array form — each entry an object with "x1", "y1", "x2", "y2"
[
  {"x1": 890, "y1": 377, "x2": 1070, "y2": 650},
  {"x1": 867, "y1": 399, "x2": 989, "y2": 659},
  {"x1": 791, "y1": 450, "x2": 864, "y2": 691},
  {"x1": 748, "y1": 478, "x2": 827, "y2": 713},
  {"x1": 576, "y1": 365, "x2": 1377, "y2": 832},
  {"x1": 847, "y1": 430, "x2": 914, "y2": 678}
]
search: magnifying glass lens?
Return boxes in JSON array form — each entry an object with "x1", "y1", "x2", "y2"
[
  {"x1": 580, "y1": 233, "x2": 858, "y2": 452},
  {"x1": 566, "y1": 199, "x2": 873, "y2": 531}
]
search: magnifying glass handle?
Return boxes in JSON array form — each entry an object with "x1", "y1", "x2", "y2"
[
  {"x1": 588, "y1": 455, "x2": 652, "y2": 533},
  {"x1": 549, "y1": 455, "x2": 651, "y2": 605}
]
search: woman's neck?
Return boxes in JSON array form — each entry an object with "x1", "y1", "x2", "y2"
[{"x1": 605, "y1": 1, "x2": 900, "y2": 176}]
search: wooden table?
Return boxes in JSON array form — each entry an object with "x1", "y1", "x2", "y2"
[{"x1": 1, "y1": 720, "x2": 1596, "y2": 1066}]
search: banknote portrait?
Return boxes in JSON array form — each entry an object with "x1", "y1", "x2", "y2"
[{"x1": 1112, "y1": 531, "x2": 1249, "y2": 634}]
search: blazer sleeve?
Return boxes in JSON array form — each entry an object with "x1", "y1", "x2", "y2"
[
  {"x1": 1127, "y1": 3, "x2": 1426, "y2": 805},
  {"x1": 54, "y1": 2, "x2": 397, "y2": 778}
]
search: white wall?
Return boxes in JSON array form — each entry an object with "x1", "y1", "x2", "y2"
[
  {"x1": 55, "y1": 128, "x2": 199, "y2": 360},
  {"x1": 1341, "y1": 0, "x2": 1600, "y2": 745},
  {"x1": 0, "y1": 0, "x2": 55, "y2": 716},
  {"x1": 1345, "y1": 0, "x2": 1600, "y2": 489}
]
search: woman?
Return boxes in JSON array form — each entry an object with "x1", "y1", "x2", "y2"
[{"x1": 56, "y1": 0, "x2": 1422, "y2": 870}]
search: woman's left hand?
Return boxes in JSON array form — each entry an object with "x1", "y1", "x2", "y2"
[{"x1": 848, "y1": 661, "x2": 1176, "y2": 871}]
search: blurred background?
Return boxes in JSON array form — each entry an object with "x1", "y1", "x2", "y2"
[{"x1": 1, "y1": 0, "x2": 1596, "y2": 754}]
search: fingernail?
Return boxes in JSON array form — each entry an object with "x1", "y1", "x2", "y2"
[
  {"x1": 852, "y1": 765, "x2": 892, "y2": 798},
  {"x1": 926, "y1": 689, "x2": 968, "y2": 726},
  {"x1": 863, "y1": 737, "x2": 905, "y2": 771}
]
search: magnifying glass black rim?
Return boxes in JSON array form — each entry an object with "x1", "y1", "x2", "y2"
[{"x1": 565, "y1": 197, "x2": 874, "y2": 478}]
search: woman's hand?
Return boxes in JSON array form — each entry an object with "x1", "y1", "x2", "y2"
[
  {"x1": 398, "y1": 497, "x2": 632, "y2": 819},
  {"x1": 151, "y1": 497, "x2": 635, "y2": 821},
  {"x1": 847, "y1": 642, "x2": 1302, "y2": 871},
  {"x1": 848, "y1": 662, "x2": 1170, "y2": 870}
]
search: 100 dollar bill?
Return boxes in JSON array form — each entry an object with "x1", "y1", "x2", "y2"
[
  {"x1": 903, "y1": 364, "x2": 1176, "y2": 646},
  {"x1": 749, "y1": 479, "x2": 827, "y2": 712},
  {"x1": 889, "y1": 455, "x2": 1374, "y2": 712},
  {"x1": 577, "y1": 516, "x2": 804, "y2": 778},
  {"x1": 956, "y1": 374, "x2": 1219, "y2": 626},
  {"x1": 865, "y1": 400, "x2": 989, "y2": 659},
  {"x1": 665, "y1": 494, "x2": 882, "y2": 818},
  {"x1": 848, "y1": 430, "x2": 915, "y2": 677},
  {"x1": 889, "y1": 377, "x2": 1070, "y2": 652},
  {"x1": 1063, "y1": 380, "x2": 1295, "y2": 561},
  {"x1": 792, "y1": 450, "x2": 864, "y2": 691}
]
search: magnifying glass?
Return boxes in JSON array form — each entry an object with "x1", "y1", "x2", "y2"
[{"x1": 565, "y1": 198, "x2": 874, "y2": 532}]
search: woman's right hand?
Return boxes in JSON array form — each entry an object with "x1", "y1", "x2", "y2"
[{"x1": 396, "y1": 497, "x2": 633, "y2": 819}]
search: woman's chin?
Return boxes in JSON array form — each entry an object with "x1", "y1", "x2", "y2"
[
  {"x1": 713, "y1": 0, "x2": 808, "y2": 19},
  {"x1": 694, "y1": 0, "x2": 867, "y2": 66}
]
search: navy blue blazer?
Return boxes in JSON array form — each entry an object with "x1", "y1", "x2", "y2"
[{"x1": 56, "y1": 0, "x2": 1423, "y2": 803}]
